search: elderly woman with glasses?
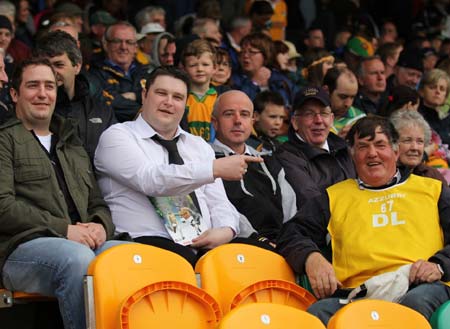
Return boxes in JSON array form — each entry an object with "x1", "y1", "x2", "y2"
[
  {"x1": 231, "y1": 32, "x2": 295, "y2": 107},
  {"x1": 390, "y1": 109, "x2": 447, "y2": 185}
]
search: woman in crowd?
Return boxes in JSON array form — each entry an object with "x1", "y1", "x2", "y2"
[
  {"x1": 390, "y1": 109, "x2": 447, "y2": 185},
  {"x1": 231, "y1": 32, "x2": 295, "y2": 106},
  {"x1": 302, "y1": 47, "x2": 334, "y2": 87},
  {"x1": 418, "y1": 68, "x2": 450, "y2": 146}
]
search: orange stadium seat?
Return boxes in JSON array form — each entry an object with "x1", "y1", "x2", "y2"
[
  {"x1": 195, "y1": 243, "x2": 316, "y2": 314},
  {"x1": 84, "y1": 244, "x2": 221, "y2": 329},
  {"x1": 218, "y1": 303, "x2": 326, "y2": 329},
  {"x1": 327, "y1": 299, "x2": 431, "y2": 329}
]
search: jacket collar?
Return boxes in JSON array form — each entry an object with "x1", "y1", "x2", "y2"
[{"x1": 287, "y1": 126, "x2": 348, "y2": 160}]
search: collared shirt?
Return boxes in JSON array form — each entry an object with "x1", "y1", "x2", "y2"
[
  {"x1": 295, "y1": 132, "x2": 330, "y2": 152},
  {"x1": 94, "y1": 114, "x2": 240, "y2": 239}
]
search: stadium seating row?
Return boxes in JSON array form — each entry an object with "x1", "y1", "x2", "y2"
[{"x1": 0, "y1": 243, "x2": 448, "y2": 328}]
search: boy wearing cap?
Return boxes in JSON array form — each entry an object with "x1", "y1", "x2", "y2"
[{"x1": 276, "y1": 86, "x2": 355, "y2": 208}]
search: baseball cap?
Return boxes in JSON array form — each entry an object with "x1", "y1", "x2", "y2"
[
  {"x1": 137, "y1": 23, "x2": 165, "y2": 40},
  {"x1": 346, "y1": 36, "x2": 374, "y2": 57},
  {"x1": 293, "y1": 86, "x2": 331, "y2": 110},
  {"x1": 90, "y1": 10, "x2": 116, "y2": 26},
  {"x1": 397, "y1": 48, "x2": 424, "y2": 72}
]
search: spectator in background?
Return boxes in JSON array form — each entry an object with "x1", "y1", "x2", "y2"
[
  {"x1": 180, "y1": 39, "x2": 218, "y2": 142},
  {"x1": 379, "y1": 20, "x2": 399, "y2": 44},
  {"x1": 211, "y1": 47, "x2": 232, "y2": 93},
  {"x1": 0, "y1": 14, "x2": 30, "y2": 75},
  {"x1": 422, "y1": 47, "x2": 439, "y2": 73},
  {"x1": 418, "y1": 69, "x2": 450, "y2": 146},
  {"x1": 387, "y1": 47, "x2": 424, "y2": 93},
  {"x1": 87, "y1": 10, "x2": 117, "y2": 64},
  {"x1": 343, "y1": 35, "x2": 375, "y2": 73},
  {"x1": 222, "y1": 16, "x2": 252, "y2": 72},
  {"x1": 0, "y1": 48, "x2": 10, "y2": 121},
  {"x1": 354, "y1": 56, "x2": 387, "y2": 115},
  {"x1": 136, "y1": 22, "x2": 165, "y2": 65},
  {"x1": 323, "y1": 67, "x2": 365, "y2": 138},
  {"x1": 302, "y1": 48, "x2": 334, "y2": 87},
  {"x1": 376, "y1": 42, "x2": 403, "y2": 79},
  {"x1": 147, "y1": 32, "x2": 177, "y2": 74},
  {"x1": 303, "y1": 26, "x2": 325, "y2": 51},
  {"x1": 12, "y1": 0, "x2": 35, "y2": 48},
  {"x1": 231, "y1": 32, "x2": 294, "y2": 106},
  {"x1": 252, "y1": 90, "x2": 287, "y2": 152},
  {"x1": 33, "y1": 30, "x2": 116, "y2": 163},
  {"x1": 192, "y1": 17, "x2": 222, "y2": 46},
  {"x1": 390, "y1": 109, "x2": 447, "y2": 185},
  {"x1": 248, "y1": 0, "x2": 274, "y2": 34},
  {"x1": 134, "y1": 5, "x2": 166, "y2": 31},
  {"x1": 88, "y1": 21, "x2": 146, "y2": 122}
]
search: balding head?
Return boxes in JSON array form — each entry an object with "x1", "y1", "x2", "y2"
[{"x1": 212, "y1": 90, "x2": 254, "y2": 154}]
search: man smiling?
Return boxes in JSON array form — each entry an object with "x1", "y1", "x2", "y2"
[
  {"x1": 277, "y1": 116, "x2": 450, "y2": 325},
  {"x1": 276, "y1": 86, "x2": 355, "y2": 208},
  {"x1": 95, "y1": 67, "x2": 262, "y2": 266}
]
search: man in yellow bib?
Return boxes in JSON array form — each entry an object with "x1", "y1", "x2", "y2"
[{"x1": 277, "y1": 115, "x2": 450, "y2": 325}]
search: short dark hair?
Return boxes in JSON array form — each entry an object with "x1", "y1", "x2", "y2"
[
  {"x1": 33, "y1": 30, "x2": 82, "y2": 66},
  {"x1": 346, "y1": 115, "x2": 399, "y2": 148},
  {"x1": 11, "y1": 57, "x2": 57, "y2": 92},
  {"x1": 253, "y1": 90, "x2": 285, "y2": 114},
  {"x1": 144, "y1": 66, "x2": 191, "y2": 94}
]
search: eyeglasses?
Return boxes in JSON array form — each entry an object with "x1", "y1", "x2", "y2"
[
  {"x1": 399, "y1": 137, "x2": 425, "y2": 146},
  {"x1": 240, "y1": 49, "x2": 262, "y2": 56},
  {"x1": 296, "y1": 110, "x2": 333, "y2": 120},
  {"x1": 106, "y1": 38, "x2": 137, "y2": 46}
]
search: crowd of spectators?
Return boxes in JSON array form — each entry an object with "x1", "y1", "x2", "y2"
[{"x1": 2, "y1": 0, "x2": 450, "y2": 328}]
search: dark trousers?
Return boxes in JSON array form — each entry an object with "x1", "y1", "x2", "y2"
[{"x1": 134, "y1": 236, "x2": 275, "y2": 268}]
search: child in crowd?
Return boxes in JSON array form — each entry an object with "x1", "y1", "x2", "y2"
[
  {"x1": 249, "y1": 90, "x2": 287, "y2": 152},
  {"x1": 211, "y1": 47, "x2": 232, "y2": 94},
  {"x1": 181, "y1": 39, "x2": 218, "y2": 142}
]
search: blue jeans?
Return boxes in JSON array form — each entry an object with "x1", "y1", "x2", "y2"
[
  {"x1": 2, "y1": 237, "x2": 128, "y2": 329},
  {"x1": 307, "y1": 282, "x2": 450, "y2": 326}
]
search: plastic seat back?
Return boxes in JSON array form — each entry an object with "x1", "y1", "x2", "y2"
[
  {"x1": 195, "y1": 243, "x2": 316, "y2": 313},
  {"x1": 218, "y1": 303, "x2": 326, "y2": 329},
  {"x1": 327, "y1": 299, "x2": 432, "y2": 329},
  {"x1": 120, "y1": 281, "x2": 221, "y2": 329},
  {"x1": 86, "y1": 244, "x2": 219, "y2": 329},
  {"x1": 431, "y1": 300, "x2": 450, "y2": 329}
]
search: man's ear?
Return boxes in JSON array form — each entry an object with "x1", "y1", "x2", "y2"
[
  {"x1": 74, "y1": 62, "x2": 82, "y2": 75},
  {"x1": 291, "y1": 113, "x2": 298, "y2": 131},
  {"x1": 253, "y1": 111, "x2": 260, "y2": 122},
  {"x1": 211, "y1": 115, "x2": 218, "y2": 131},
  {"x1": 10, "y1": 87, "x2": 18, "y2": 103}
]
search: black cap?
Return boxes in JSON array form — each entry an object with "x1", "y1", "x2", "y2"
[
  {"x1": 293, "y1": 86, "x2": 330, "y2": 110},
  {"x1": 397, "y1": 48, "x2": 424, "y2": 72},
  {"x1": 0, "y1": 15, "x2": 12, "y2": 32}
]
